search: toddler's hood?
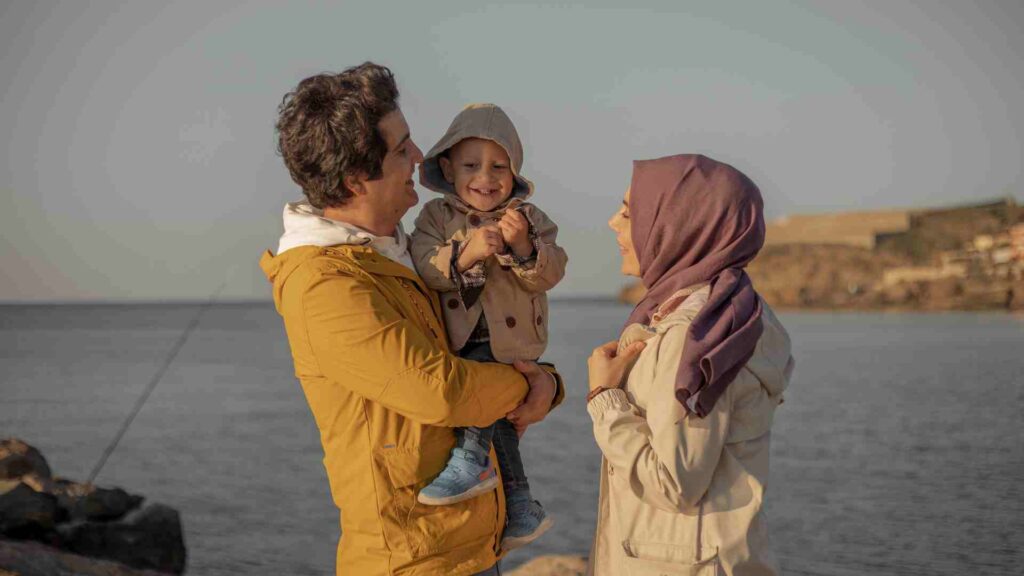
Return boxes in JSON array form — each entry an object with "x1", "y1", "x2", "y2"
[{"x1": 418, "y1": 103, "x2": 534, "y2": 202}]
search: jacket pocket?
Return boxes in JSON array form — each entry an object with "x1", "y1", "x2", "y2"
[
  {"x1": 621, "y1": 541, "x2": 722, "y2": 576},
  {"x1": 378, "y1": 447, "x2": 498, "y2": 558}
]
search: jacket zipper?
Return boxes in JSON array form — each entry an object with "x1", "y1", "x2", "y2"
[{"x1": 400, "y1": 280, "x2": 439, "y2": 340}]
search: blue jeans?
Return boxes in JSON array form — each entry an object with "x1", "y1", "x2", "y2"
[{"x1": 457, "y1": 341, "x2": 530, "y2": 496}]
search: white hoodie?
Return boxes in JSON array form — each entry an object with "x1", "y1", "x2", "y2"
[{"x1": 276, "y1": 200, "x2": 415, "y2": 270}]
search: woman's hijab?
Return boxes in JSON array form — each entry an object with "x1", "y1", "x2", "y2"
[{"x1": 625, "y1": 154, "x2": 766, "y2": 417}]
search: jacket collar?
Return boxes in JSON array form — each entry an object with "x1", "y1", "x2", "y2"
[
  {"x1": 276, "y1": 200, "x2": 415, "y2": 271},
  {"x1": 323, "y1": 244, "x2": 424, "y2": 284}
]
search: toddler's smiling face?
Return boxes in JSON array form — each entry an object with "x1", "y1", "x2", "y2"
[{"x1": 440, "y1": 138, "x2": 515, "y2": 212}]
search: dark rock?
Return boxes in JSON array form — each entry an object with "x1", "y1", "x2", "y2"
[
  {"x1": 59, "y1": 504, "x2": 186, "y2": 574},
  {"x1": 0, "y1": 482, "x2": 59, "y2": 541},
  {"x1": 0, "y1": 441, "x2": 185, "y2": 574},
  {"x1": 0, "y1": 538, "x2": 170, "y2": 576},
  {"x1": 0, "y1": 440, "x2": 51, "y2": 481},
  {"x1": 50, "y1": 480, "x2": 144, "y2": 522}
]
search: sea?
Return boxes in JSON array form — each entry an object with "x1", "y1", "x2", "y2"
[{"x1": 1, "y1": 301, "x2": 1022, "y2": 575}]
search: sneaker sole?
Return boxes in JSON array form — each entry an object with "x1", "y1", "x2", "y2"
[
  {"x1": 500, "y1": 514, "x2": 555, "y2": 552},
  {"x1": 417, "y1": 474, "x2": 500, "y2": 506}
]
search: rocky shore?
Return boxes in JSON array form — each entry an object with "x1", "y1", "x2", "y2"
[
  {"x1": 621, "y1": 198, "x2": 1024, "y2": 311},
  {"x1": 0, "y1": 439, "x2": 185, "y2": 576}
]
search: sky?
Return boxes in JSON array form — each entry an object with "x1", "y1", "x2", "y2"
[{"x1": 1, "y1": 0, "x2": 1021, "y2": 302}]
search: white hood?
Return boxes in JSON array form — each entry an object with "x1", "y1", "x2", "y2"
[{"x1": 276, "y1": 200, "x2": 414, "y2": 270}]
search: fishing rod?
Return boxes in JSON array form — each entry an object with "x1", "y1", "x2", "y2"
[{"x1": 86, "y1": 272, "x2": 234, "y2": 485}]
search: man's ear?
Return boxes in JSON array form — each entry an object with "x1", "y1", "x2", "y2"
[
  {"x1": 438, "y1": 156, "x2": 455, "y2": 184},
  {"x1": 343, "y1": 173, "x2": 366, "y2": 196}
]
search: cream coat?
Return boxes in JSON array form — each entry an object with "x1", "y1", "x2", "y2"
[{"x1": 588, "y1": 286, "x2": 794, "y2": 576}]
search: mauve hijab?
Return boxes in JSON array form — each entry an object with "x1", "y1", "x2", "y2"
[{"x1": 625, "y1": 154, "x2": 766, "y2": 417}]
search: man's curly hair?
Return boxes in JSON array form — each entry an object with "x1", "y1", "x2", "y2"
[{"x1": 275, "y1": 62, "x2": 399, "y2": 208}]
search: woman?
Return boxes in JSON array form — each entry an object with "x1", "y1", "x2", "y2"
[{"x1": 586, "y1": 154, "x2": 795, "y2": 576}]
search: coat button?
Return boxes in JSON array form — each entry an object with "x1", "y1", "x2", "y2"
[
  {"x1": 447, "y1": 298, "x2": 459, "y2": 310},
  {"x1": 505, "y1": 316, "x2": 516, "y2": 328},
  {"x1": 468, "y1": 214, "x2": 481, "y2": 227}
]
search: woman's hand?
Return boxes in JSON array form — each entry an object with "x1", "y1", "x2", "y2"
[
  {"x1": 588, "y1": 340, "x2": 646, "y2": 392},
  {"x1": 506, "y1": 360, "x2": 557, "y2": 437}
]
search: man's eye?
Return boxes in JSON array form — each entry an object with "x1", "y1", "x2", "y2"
[
  {"x1": 494, "y1": 165, "x2": 508, "y2": 170},
  {"x1": 463, "y1": 163, "x2": 477, "y2": 169}
]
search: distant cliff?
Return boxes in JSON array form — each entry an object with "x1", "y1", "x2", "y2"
[{"x1": 620, "y1": 198, "x2": 1024, "y2": 311}]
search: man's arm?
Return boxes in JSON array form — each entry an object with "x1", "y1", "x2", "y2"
[{"x1": 301, "y1": 270, "x2": 528, "y2": 427}]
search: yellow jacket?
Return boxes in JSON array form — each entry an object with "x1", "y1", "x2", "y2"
[{"x1": 259, "y1": 244, "x2": 564, "y2": 575}]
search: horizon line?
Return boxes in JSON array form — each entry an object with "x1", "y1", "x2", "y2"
[{"x1": 0, "y1": 294, "x2": 625, "y2": 307}]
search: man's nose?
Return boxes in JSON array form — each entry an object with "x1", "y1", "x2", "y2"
[{"x1": 410, "y1": 141, "x2": 424, "y2": 163}]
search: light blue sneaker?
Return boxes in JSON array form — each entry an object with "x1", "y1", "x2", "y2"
[
  {"x1": 417, "y1": 447, "x2": 499, "y2": 506},
  {"x1": 500, "y1": 494, "x2": 554, "y2": 551}
]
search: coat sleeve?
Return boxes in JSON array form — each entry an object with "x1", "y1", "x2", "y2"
[
  {"x1": 511, "y1": 205, "x2": 568, "y2": 293},
  {"x1": 410, "y1": 201, "x2": 460, "y2": 293},
  {"x1": 301, "y1": 269, "x2": 529, "y2": 427},
  {"x1": 587, "y1": 325, "x2": 730, "y2": 512}
]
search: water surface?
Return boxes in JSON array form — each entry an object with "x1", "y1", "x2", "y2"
[{"x1": 1, "y1": 303, "x2": 1022, "y2": 575}]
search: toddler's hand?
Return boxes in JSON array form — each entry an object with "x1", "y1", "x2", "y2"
[
  {"x1": 457, "y1": 224, "x2": 504, "y2": 272},
  {"x1": 499, "y1": 210, "x2": 533, "y2": 259}
]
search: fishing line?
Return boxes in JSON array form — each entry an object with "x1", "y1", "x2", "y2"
[{"x1": 86, "y1": 271, "x2": 235, "y2": 484}]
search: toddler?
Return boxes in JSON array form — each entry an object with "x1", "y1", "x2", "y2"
[{"x1": 410, "y1": 103, "x2": 568, "y2": 550}]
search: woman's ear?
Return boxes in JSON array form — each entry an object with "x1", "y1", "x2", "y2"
[{"x1": 438, "y1": 157, "x2": 455, "y2": 184}]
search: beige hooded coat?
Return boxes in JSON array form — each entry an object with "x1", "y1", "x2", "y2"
[
  {"x1": 411, "y1": 103, "x2": 567, "y2": 363},
  {"x1": 588, "y1": 286, "x2": 794, "y2": 576}
]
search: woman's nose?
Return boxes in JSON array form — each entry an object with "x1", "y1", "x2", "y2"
[{"x1": 410, "y1": 141, "x2": 424, "y2": 163}]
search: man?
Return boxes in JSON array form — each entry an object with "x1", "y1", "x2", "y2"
[{"x1": 259, "y1": 62, "x2": 563, "y2": 576}]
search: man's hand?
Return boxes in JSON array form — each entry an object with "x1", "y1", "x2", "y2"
[
  {"x1": 506, "y1": 360, "x2": 557, "y2": 437},
  {"x1": 498, "y1": 210, "x2": 533, "y2": 259},
  {"x1": 457, "y1": 224, "x2": 505, "y2": 272},
  {"x1": 588, "y1": 340, "x2": 646, "y2": 392}
]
